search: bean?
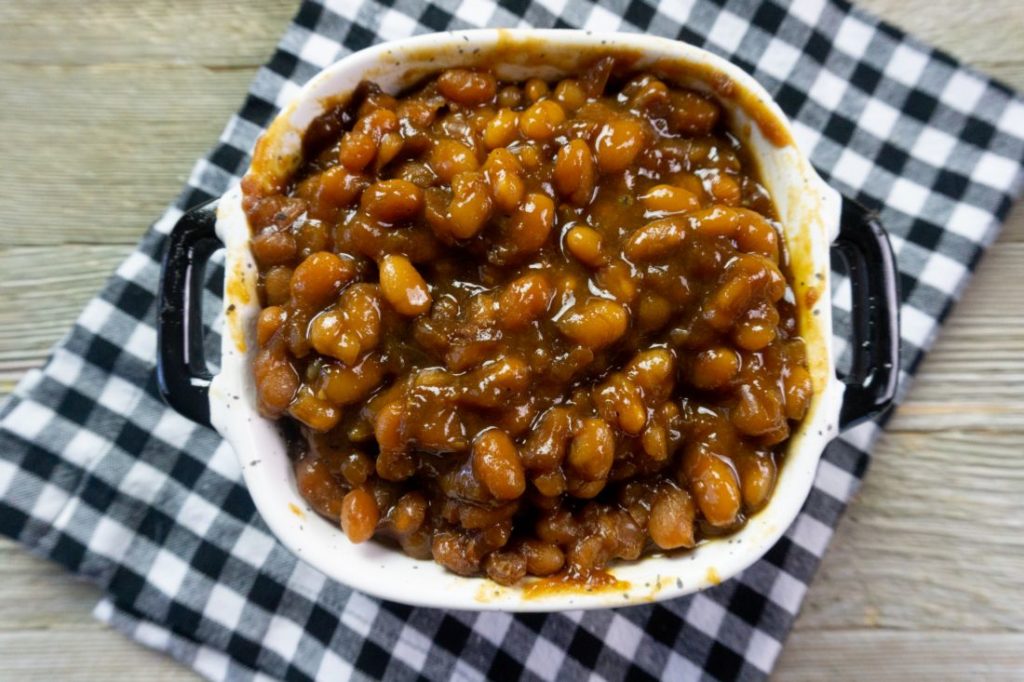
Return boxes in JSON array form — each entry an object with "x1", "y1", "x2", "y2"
[
  {"x1": 339, "y1": 131, "x2": 376, "y2": 172},
  {"x1": 636, "y1": 291, "x2": 673, "y2": 331},
  {"x1": 594, "y1": 373, "x2": 647, "y2": 435},
  {"x1": 373, "y1": 398, "x2": 407, "y2": 454},
  {"x1": 595, "y1": 260, "x2": 638, "y2": 304},
  {"x1": 568, "y1": 417, "x2": 615, "y2": 481},
  {"x1": 737, "y1": 453, "x2": 776, "y2": 511},
  {"x1": 320, "y1": 354, "x2": 385, "y2": 405},
  {"x1": 483, "y1": 550, "x2": 527, "y2": 586},
  {"x1": 737, "y1": 216, "x2": 780, "y2": 262},
  {"x1": 783, "y1": 365, "x2": 813, "y2": 420},
  {"x1": 648, "y1": 484, "x2": 696, "y2": 550},
  {"x1": 709, "y1": 172, "x2": 741, "y2": 205},
  {"x1": 396, "y1": 99, "x2": 438, "y2": 129},
  {"x1": 461, "y1": 356, "x2": 531, "y2": 408},
  {"x1": 355, "y1": 108, "x2": 399, "y2": 140},
  {"x1": 734, "y1": 317, "x2": 777, "y2": 351},
  {"x1": 294, "y1": 220, "x2": 329, "y2": 259},
  {"x1": 641, "y1": 184, "x2": 700, "y2": 215},
  {"x1": 472, "y1": 428, "x2": 526, "y2": 500},
  {"x1": 497, "y1": 85, "x2": 522, "y2": 108},
  {"x1": 431, "y1": 529, "x2": 483, "y2": 576},
  {"x1": 641, "y1": 422, "x2": 669, "y2": 461},
  {"x1": 448, "y1": 171, "x2": 493, "y2": 239},
  {"x1": 524, "y1": 78, "x2": 549, "y2": 102},
  {"x1": 360, "y1": 179, "x2": 424, "y2": 223},
  {"x1": 317, "y1": 166, "x2": 366, "y2": 208},
  {"x1": 535, "y1": 508, "x2": 576, "y2": 545},
  {"x1": 556, "y1": 299, "x2": 629, "y2": 349},
  {"x1": 683, "y1": 444, "x2": 741, "y2": 527},
  {"x1": 520, "y1": 100, "x2": 567, "y2": 141},
  {"x1": 458, "y1": 501, "x2": 518, "y2": 530},
  {"x1": 483, "y1": 148, "x2": 525, "y2": 214},
  {"x1": 703, "y1": 276, "x2": 754, "y2": 332},
  {"x1": 624, "y1": 75, "x2": 669, "y2": 111},
  {"x1": 553, "y1": 78, "x2": 587, "y2": 111},
  {"x1": 429, "y1": 139, "x2": 479, "y2": 183},
  {"x1": 625, "y1": 348, "x2": 676, "y2": 395},
  {"x1": 375, "y1": 132, "x2": 404, "y2": 170},
  {"x1": 379, "y1": 254, "x2": 432, "y2": 316},
  {"x1": 568, "y1": 535, "x2": 607, "y2": 572},
  {"x1": 498, "y1": 272, "x2": 554, "y2": 330},
  {"x1": 483, "y1": 108, "x2": 520, "y2": 149},
  {"x1": 668, "y1": 90, "x2": 721, "y2": 135},
  {"x1": 564, "y1": 225, "x2": 605, "y2": 267},
  {"x1": 731, "y1": 252, "x2": 786, "y2": 301},
  {"x1": 732, "y1": 383, "x2": 785, "y2": 437},
  {"x1": 256, "y1": 306, "x2": 286, "y2": 346},
  {"x1": 506, "y1": 193, "x2": 555, "y2": 254},
  {"x1": 624, "y1": 217, "x2": 689, "y2": 261},
  {"x1": 252, "y1": 230, "x2": 297, "y2": 267},
  {"x1": 515, "y1": 144, "x2": 542, "y2": 171},
  {"x1": 437, "y1": 69, "x2": 497, "y2": 105},
  {"x1": 532, "y1": 468, "x2": 567, "y2": 497},
  {"x1": 341, "y1": 488, "x2": 379, "y2": 543},
  {"x1": 692, "y1": 207, "x2": 780, "y2": 261},
  {"x1": 263, "y1": 266, "x2": 292, "y2": 306},
  {"x1": 567, "y1": 478, "x2": 606, "y2": 499},
  {"x1": 288, "y1": 385, "x2": 342, "y2": 432},
  {"x1": 309, "y1": 284, "x2": 382, "y2": 364},
  {"x1": 553, "y1": 139, "x2": 596, "y2": 205},
  {"x1": 388, "y1": 491, "x2": 428, "y2": 536},
  {"x1": 338, "y1": 450, "x2": 373, "y2": 486},
  {"x1": 294, "y1": 453, "x2": 345, "y2": 519},
  {"x1": 594, "y1": 118, "x2": 645, "y2": 172},
  {"x1": 521, "y1": 407, "x2": 573, "y2": 471},
  {"x1": 520, "y1": 539, "x2": 565, "y2": 576},
  {"x1": 254, "y1": 350, "x2": 298, "y2": 415},
  {"x1": 690, "y1": 348, "x2": 740, "y2": 389},
  {"x1": 290, "y1": 251, "x2": 355, "y2": 308}
]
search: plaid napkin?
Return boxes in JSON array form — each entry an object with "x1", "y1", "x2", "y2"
[{"x1": 3, "y1": 1, "x2": 1024, "y2": 680}]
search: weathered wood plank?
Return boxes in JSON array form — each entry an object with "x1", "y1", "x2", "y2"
[
  {"x1": 776, "y1": 630, "x2": 1024, "y2": 681},
  {"x1": 0, "y1": 628, "x2": 195, "y2": 681},
  {"x1": 0, "y1": 1, "x2": 296, "y2": 67},
  {"x1": 0, "y1": 245, "x2": 132, "y2": 396},
  {"x1": 0, "y1": 541, "x2": 106, "y2": 630},
  {"x1": 0, "y1": 64, "x2": 261, "y2": 246},
  {"x1": 800, "y1": 430, "x2": 1024, "y2": 632}
]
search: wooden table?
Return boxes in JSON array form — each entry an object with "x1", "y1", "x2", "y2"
[{"x1": 1, "y1": 2, "x2": 1021, "y2": 679}]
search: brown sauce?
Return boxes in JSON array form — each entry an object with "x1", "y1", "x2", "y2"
[{"x1": 241, "y1": 57, "x2": 813, "y2": 586}]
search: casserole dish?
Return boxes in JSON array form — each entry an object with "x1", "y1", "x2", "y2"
[{"x1": 157, "y1": 29, "x2": 899, "y2": 610}]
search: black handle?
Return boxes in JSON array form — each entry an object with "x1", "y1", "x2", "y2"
[
  {"x1": 831, "y1": 199, "x2": 901, "y2": 429},
  {"x1": 157, "y1": 199, "x2": 222, "y2": 428}
]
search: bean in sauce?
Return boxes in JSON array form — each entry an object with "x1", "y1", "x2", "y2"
[{"x1": 242, "y1": 59, "x2": 814, "y2": 586}]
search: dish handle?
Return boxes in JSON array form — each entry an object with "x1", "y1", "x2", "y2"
[
  {"x1": 157, "y1": 198, "x2": 222, "y2": 428},
  {"x1": 832, "y1": 199, "x2": 901, "y2": 429}
]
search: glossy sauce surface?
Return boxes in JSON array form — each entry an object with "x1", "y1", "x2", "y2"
[{"x1": 242, "y1": 58, "x2": 813, "y2": 586}]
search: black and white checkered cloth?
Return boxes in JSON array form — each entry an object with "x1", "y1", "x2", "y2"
[{"x1": 2, "y1": 1, "x2": 1023, "y2": 680}]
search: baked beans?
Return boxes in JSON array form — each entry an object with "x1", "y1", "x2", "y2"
[{"x1": 242, "y1": 58, "x2": 813, "y2": 585}]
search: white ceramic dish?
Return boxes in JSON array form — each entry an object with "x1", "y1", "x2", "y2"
[{"x1": 159, "y1": 29, "x2": 886, "y2": 611}]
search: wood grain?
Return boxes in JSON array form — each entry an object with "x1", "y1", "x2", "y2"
[{"x1": 0, "y1": 1, "x2": 1022, "y2": 680}]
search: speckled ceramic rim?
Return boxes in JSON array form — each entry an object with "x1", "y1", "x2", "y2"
[{"x1": 208, "y1": 29, "x2": 845, "y2": 611}]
